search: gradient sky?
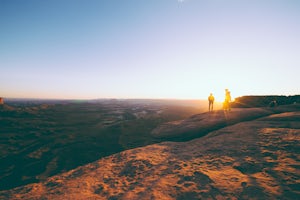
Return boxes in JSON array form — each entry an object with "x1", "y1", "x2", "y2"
[{"x1": 1, "y1": 0, "x2": 299, "y2": 101}]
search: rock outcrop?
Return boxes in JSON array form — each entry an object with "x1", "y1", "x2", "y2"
[
  {"x1": 151, "y1": 105, "x2": 300, "y2": 141},
  {"x1": 232, "y1": 95, "x2": 300, "y2": 108},
  {"x1": 151, "y1": 108, "x2": 274, "y2": 141},
  {"x1": 1, "y1": 106, "x2": 300, "y2": 199}
]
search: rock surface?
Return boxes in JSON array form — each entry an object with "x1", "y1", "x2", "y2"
[
  {"x1": 1, "y1": 106, "x2": 300, "y2": 199},
  {"x1": 151, "y1": 105, "x2": 300, "y2": 141},
  {"x1": 151, "y1": 108, "x2": 273, "y2": 140}
]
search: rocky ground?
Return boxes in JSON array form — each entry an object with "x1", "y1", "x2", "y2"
[{"x1": 1, "y1": 105, "x2": 299, "y2": 199}]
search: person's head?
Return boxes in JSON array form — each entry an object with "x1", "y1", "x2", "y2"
[{"x1": 210, "y1": 93, "x2": 213, "y2": 96}]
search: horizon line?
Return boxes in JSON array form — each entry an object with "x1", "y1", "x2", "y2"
[{"x1": 1, "y1": 94, "x2": 299, "y2": 101}]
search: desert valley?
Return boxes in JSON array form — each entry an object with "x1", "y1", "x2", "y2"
[{"x1": 0, "y1": 96, "x2": 299, "y2": 199}]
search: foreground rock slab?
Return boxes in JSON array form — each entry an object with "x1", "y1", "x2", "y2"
[{"x1": 1, "y1": 110, "x2": 300, "y2": 199}]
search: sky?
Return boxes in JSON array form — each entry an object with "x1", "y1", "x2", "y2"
[{"x1": 0, "y1": 0, "x2": 299, "y2": 101}]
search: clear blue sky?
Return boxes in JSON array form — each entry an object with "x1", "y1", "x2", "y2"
[{"x1": 1, "y1": 0, "x2": 299, "y2": 100}]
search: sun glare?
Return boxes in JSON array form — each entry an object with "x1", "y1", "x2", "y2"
[{"x1": 208, "y1": 90, "x2": 237, "y2": 103}]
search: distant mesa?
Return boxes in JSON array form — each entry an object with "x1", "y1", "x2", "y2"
[
  {"x1": 0, "y1": 97, "x2": 4, "y2": 105},
  {"x1": 232, "y1": 95, "x2": 300, "y2": 108}
]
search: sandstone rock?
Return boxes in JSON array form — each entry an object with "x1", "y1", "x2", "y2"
[{"x1": 1, "y1": 107, "x2": 299, "y2": 199}]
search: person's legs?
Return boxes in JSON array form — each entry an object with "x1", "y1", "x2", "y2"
[
  {"x1": 209, "y1": 102, "x2": 212, "y2": 111},
  {"x1": 223, "y1": 100, "x2": 228, "y2": 110}
]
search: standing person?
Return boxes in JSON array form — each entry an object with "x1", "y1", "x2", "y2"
[
  {"x1": 223, "y1": 89, "x2": 232, "y2": 111},
  {"x1": 208, "y1": 93, "x2": 215, "y2": 112}
]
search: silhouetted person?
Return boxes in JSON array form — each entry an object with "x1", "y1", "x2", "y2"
[
  {"x1": 269, "y1": 100, "x2": 277, "y2": 108},
  {"x1": 208, "y1": 93, "x2": 215, "y2": 112},
  {"x1": 223, "y1": 89, "x2": 231, "y2": 111}
]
